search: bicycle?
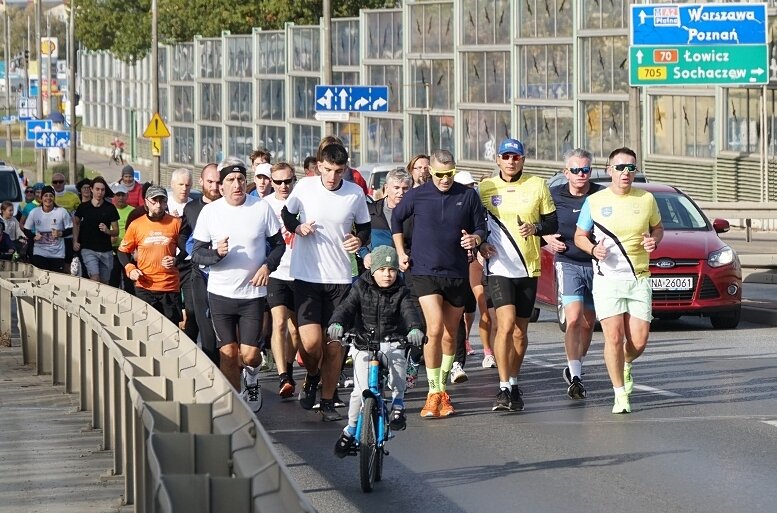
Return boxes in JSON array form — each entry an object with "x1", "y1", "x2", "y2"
[{"x1": 340, "y1": 329, "x2": 415, "y2": 493}]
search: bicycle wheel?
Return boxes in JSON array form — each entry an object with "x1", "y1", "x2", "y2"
[{"x1": 359, "y1": 396, "x2": 379, "y2": 492}]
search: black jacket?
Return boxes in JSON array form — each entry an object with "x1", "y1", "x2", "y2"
[{"x1": 329, "y1": 272, "x2": 422, "y2": 340}]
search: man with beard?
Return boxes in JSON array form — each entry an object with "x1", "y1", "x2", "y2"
[{"x1": 117, "y1": 186, "x2": 183, "y2": 323}]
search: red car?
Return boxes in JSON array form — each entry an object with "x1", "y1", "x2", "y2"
[{"x1": 536, "y1": 182, "x2": 742, "y2": 330}]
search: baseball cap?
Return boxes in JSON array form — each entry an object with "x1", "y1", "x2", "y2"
[
  {"x1": 454, "y1": 171, "x2": 476, "y2": 185},
  {"x1": 111, "y1": 183, "x2": 129, "y2": 195},
  {"x1": 498, "y1": 138, "x2": 525, "y2": 156},
  {"x1": 370, "y1": 245, "x2": 399, "y2": 275},
  {"x1": 254, "y1": 163, "x2": 272, "y2": 178},
  {"x1": 145, "y1": 185, "x2": 168, "y2": 200}
]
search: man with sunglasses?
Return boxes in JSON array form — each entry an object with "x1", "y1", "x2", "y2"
[
  {"x1": 392, "y1": 149, "x2": 487, "y2": 418},
  {"x1": 544, "y1": 148, "x2": 604, "y2": 401},
  {"x1": 479, "y1": 138, "x2": 557, "y2": 412},
  {"x1": 574, "y1": 147, "x2": 663, "y2": 414},
  {"x1": 264, "y1": 163, "x2": 302, "y2": 399}
]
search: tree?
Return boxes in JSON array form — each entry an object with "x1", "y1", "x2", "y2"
[
  {"x1": 73, "y1": 0, "x2": 398, "y2": 63},
  {"x1": 2, "y1": 4, "x2": 68, "y2": 61}
]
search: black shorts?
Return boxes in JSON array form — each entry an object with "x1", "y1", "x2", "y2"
[
  {"x1": 487, "y1": 275, "x2": 538, "y2": 318},
  {"x1": 135, "y1": 288, "x2": 183, "y2": 325},
  {"x1": 411, "y1": 275, "x2": 469, "y2": 308},
  {"x1": 267, "y1": 278, "x2": 295, "y2": 310},
  {"x1": 294, "y1": 280, "x2": 350, "y2": 327},
  {"x1": 208, "y1": 293, "x2": 265, "y2": 348},
  {"x1": 463, "y1": 285, "x2": 477, "y2": 314}
]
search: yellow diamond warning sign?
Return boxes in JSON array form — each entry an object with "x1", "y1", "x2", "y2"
[{"x1": 143, "y1": 113, "x2": 171, "y2": 138}]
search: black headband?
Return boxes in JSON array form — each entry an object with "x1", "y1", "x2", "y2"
[{"x1": 219, "y1": 164, "x2": 247, "y2": 182}]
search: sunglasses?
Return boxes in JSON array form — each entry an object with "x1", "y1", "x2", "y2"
[
  {"x1": 272, "y1": 178, "x2": 295, "y2": 186},
  {"x1": 500, "y1": 154, "x2": 524, "y2": 162},
  {"x1": 612, "y1": 163, "x2": 638, "y2": 173},
  {"x1": 432, "y1": 169, "x2": 456, "y2": 179},
  {"x1": 52, "y1": 180, "x2": 65, "y2": 184},
  {"x1": 25, "y1": 190, "x2": 34, "y2": 193},
  {"x1": 567, "y1": 166, "x2": 592, "y2": 175}
]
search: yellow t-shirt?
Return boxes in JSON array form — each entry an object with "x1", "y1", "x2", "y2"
[
  {"x1": 577, "y1": 187, "x2": 661, "y2": 280},
  {"x1": 55, "y1": 191, "x2": 81, "y2": 213},
  {"x1": 479, "y1": 174, "x2": 555, "y2": 278}
]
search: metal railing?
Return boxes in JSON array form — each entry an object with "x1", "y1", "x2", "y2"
[
  {"x1": 0, "y1": 262, "x2": 316, "y2": 513},
  {"x1": 698, "y1": 201, "x2": 777, "y2": 242}
]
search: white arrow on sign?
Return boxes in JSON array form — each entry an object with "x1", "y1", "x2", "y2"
[
  {"x1": 338, "y1": 89, "x2": 349, "y2": 110},
  {"x1": 636, "y1": 50, "x2": 644, "y2": 65},
  {"x1": 372, "y1": 97, "x2": 387, "y2": 110},
  {"x1": 751, "y1": 68, "x2": 765, "y2": 76},
  {"x1": 317, "y1": 88, "x2": 334, "y2": 110},
  {"x1": 638, "y1": 10, "x2": 649, "y2": 25},
  {"x1": 353, "y1": 97, "x2": 369, "y2": 110}
]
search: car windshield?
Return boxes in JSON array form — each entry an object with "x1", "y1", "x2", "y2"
[
  {"x1": 0, "y1": 172, "x2": 22, "y2": 202},
  {"x1": 371, "y1": 171, "x2": 389, "y2": 190},
  {"x1": 653, "y1": 191, "x2": 708, "y2": 230}
]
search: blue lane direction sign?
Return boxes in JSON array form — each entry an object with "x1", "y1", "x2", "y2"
[
  {"x1": 631, "y1": 3, "x2": 767, "y2": 46},
  {"x1": 315, "y1": 85, "x2": 389, "y2": 112},
  {"x1": 34, "y1": 130, "x2": 71, "y2": 149},
  {"x1": 26, "y1": 120, "x2": 53, "y2": 141}
]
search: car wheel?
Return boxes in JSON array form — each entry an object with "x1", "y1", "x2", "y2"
[
  {"x1": 529, "y1": 307, "x2": 540, "y2": 323},
  {"x1": 710, "y1": 307, "x2": 741, "y2": 330}
]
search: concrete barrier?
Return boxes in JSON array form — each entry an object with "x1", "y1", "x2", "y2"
[{"x1": 0, "y1": 262, "x2": 316, "y2": 513}]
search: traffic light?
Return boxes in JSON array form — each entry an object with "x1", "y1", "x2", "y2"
[{"x1": 24, "y1": 50, "x2": 29, "y2": 64}]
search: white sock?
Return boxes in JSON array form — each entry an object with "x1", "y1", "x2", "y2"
[
  {"x1": 613, "y1": 386, "x2": 626, "y2": 395},
  {"x1": 568, "y1": 359, "x2": 582, "y2": 378},
  {"x1": 508, "y1": 376, "x2": 519, "y2": 386},
  {"x1": 499, "y1": 381, "x2": 510, "y2": 390}
]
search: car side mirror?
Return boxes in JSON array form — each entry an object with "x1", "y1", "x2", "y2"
[{"x1": 712, "y1": 218, "x2": 730, "y2": 234}]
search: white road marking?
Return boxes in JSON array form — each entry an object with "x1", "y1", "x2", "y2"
[{"x1": 762, "y1": 420, "x2": 777, "y2": 428}]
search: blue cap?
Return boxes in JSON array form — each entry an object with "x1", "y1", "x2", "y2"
[{"x1": 498, "y1": 138, "x2": 524, "y2": 156}]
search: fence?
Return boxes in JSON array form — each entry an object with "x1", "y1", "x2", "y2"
[{"x1": 0, "y1": 262, "x2": 316, "y2": 513}]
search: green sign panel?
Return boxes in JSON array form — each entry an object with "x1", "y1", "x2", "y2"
[{"x1": 629, "y1": 45, "x2": 768, "y2": 86}]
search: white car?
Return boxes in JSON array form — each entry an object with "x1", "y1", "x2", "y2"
[{"x1": 0, "y1": 163, "x2": 24, "y2": 215}]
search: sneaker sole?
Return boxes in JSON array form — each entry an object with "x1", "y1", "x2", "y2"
[
  {"x1": 321, "y1": 413, "x2": 343, "y2": 422},
  {"x1": 492, "y1": 404, "x2": 512, "y2": 412},
  {"x1": 420, "y1": 411, "x2": 440, "y2": 418},
  {"x1": 451, "y1": 374, "x2": 469, "y2": 384},
  {"x1": 439, "y1": 409, "x2": 455, "y2": 417}
]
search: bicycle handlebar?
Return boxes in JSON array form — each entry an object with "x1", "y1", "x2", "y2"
[{"x1": 341, "y1": 331, "x2": 412, "y2": 351}]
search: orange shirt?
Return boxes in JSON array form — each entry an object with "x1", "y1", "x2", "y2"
[{"x1": 118, "y1": 214, "x2": 181, "y2": 292}]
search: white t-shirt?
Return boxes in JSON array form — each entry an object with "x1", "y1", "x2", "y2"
[
  {"x1": 264, "y1": 194, "x2": 294, "y2": 281},
  {"x1": 167, "y1": 196, "x2": 191, "y2": 218},
  {"x1": 24, "y1": 206, "x2": 73, "y2": 259},
  {"x1": 285, "y1": 176, "x2": 370, "y2": 284},
  {"x1": 192, "y1": 195, "x2": 280, "y2": 299}
]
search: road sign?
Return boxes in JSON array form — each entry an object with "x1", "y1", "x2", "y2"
[
  {"x1": 26, "y1": 120, "x2": 53, "y2": 141},
  {"x1": 150, "y1": 137, "x2": 162, "y2": 157},
  {"x1": 29, "y1": 79, "x2": 38, "y2": 98},
  {"x1": 17, "y1": 97, "x2": 37, "y2": 121},
  {"x1": 629, "y1": 3, "x2": 768, "y2": 86},
  {"x1": 315, "y1": 85, "x2": 389, "y2": 112},
  {"x1": 1, "y1": 115, "x2": 17, "y2": 125},
  {"x1": 143, "y1": 113, "x2": 171, "y2": 138},
  {"x1": 34, "y1": 130, "x2": 70, "y2": 149},
  {"x1": 630, "y1": 45, "x2": 768, "y2": 85},
  {"x1": 631, "y1": 4, "x2": 767, "y2": 46}
]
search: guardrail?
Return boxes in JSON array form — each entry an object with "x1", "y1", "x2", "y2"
[
  {"x1": 0, "y1": 262, "x2": 316, "y2": 513},
  {"x1": 697, "y1": 201, "x2": 777, "y2": 242}
]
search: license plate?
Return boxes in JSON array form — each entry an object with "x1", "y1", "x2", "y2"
[{"x1": 651, "y1": 276, "x2": 693, "y2": 291}]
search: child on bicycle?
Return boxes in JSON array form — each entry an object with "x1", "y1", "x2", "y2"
[{"x1": 327, "y1": 245, "x2": 424, "y2": 458}]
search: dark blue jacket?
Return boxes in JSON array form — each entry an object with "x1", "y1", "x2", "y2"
[
  {"x1": 549, "y1": 182, "x2": 604, "y2": 265},
  {"x1": 391, "y1": 181, "x2": 486, "y2": 279}
]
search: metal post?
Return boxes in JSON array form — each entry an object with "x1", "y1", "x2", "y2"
[
  {"x1": 629, "y1": 86, "x2": 642, "y2": 169},
  {"x1": 322, "y1": 0, "x2": 333, "y2": 135},
  {"x1": 151, "y1": 0, "x2": 160, "y2": 185},
  {"x1": 4, "y1": 11, "x2": 12, "y2": 157},
  {"x1": 35, "y1": 0, "x2": 44, "y2": 181},
  {"x1": 425, "y1": 83, "x2": 432, "y2": 154},
  {"x1": 761, "y1": 86, "x2": 767, "y2": 202},
  {"x1": 68, "y1": 0, "x2": 77, "y2": 184}
]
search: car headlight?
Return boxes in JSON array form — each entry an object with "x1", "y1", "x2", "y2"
[{"x1": 708, "y1": 245, "x2": 735, "y2": 268}]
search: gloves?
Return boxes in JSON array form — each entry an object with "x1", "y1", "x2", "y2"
[
  {"x1": 327, "y1": 323, "x2": 344, "y2": 341},
  {"x1": 407, "y1": 328, "x2": 425, "y2": 347}
]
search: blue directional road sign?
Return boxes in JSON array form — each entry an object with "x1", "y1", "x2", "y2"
[
  {"x1": 34, "y1": 130, "x2": 71, "y2": 149},
  {"x1": 315, "y1": 85, "x2": 389, "y2": 112},
  {"x1": 631, "y1": 3, "x2": 767, "y2": 46},
  {"x1": 26, "y1": 120, "x2": 53, "y2": 141}
]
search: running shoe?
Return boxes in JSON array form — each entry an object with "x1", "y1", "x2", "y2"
[
  {"x1": 624, "y1": 363, "x2": 634, "y2": 395},
  {"x1": 333, "y1": 390, "x2": 346, "y2": 408},
  {"x1": 510, "y1": 385, "x2": 524, "y2": 411},
  {"x1": 612, "y1": 392, "x2": 631, "y2": 414},
  {"x1": 567, "y1": 376, "x2": 586, "y2": 400},
  {"x1": 241, "y1": 371, "x2": 263, "y2": 414},
  {"x1": 298, "y1": 373, "x2": 320, "y2": 410},
  {"x1": 465, "y1": 339, "x2": 476, "y2": 356},
  {"x1": 562, "y1": 366, "x2": 572, "y2": 385},
  {"x1": 492, "y1": 388, "x2": 512, "y2": 411},
  {"x1": 334, "y1": 431, "x2": 355, "y2": 458},
  {"x1": 420, "y1": 392, "x2": 442, "y2": 418},
  {"x1": 319, "y1": 399, "x2": 343, "y2": 422},
  {"x1": 482, "y1": 354, "x2": 497, "y2": 369},
  {"x1": 439, "y1": 392, "x2": 455, "y2": 417},
  {"x1": 389, "y1": 407, "x2": 407, "y2": 431},
  {"x1": 450, "y1": 362, "x2": 468, "y2": 384},
  {"x1": 279, "y1": 374, "x2": 295, "y2": 399}
]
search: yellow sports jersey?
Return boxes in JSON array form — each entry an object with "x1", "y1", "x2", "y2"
[
  {"x1": 577, "y1": 187, "x2": 661, "y2": 280},
  {"x1": 55, "y1": 191, "x2": 81, "y2": 213},
  {"x1": 479, "y1": 174, "x2": 555, "y2": 278}
]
